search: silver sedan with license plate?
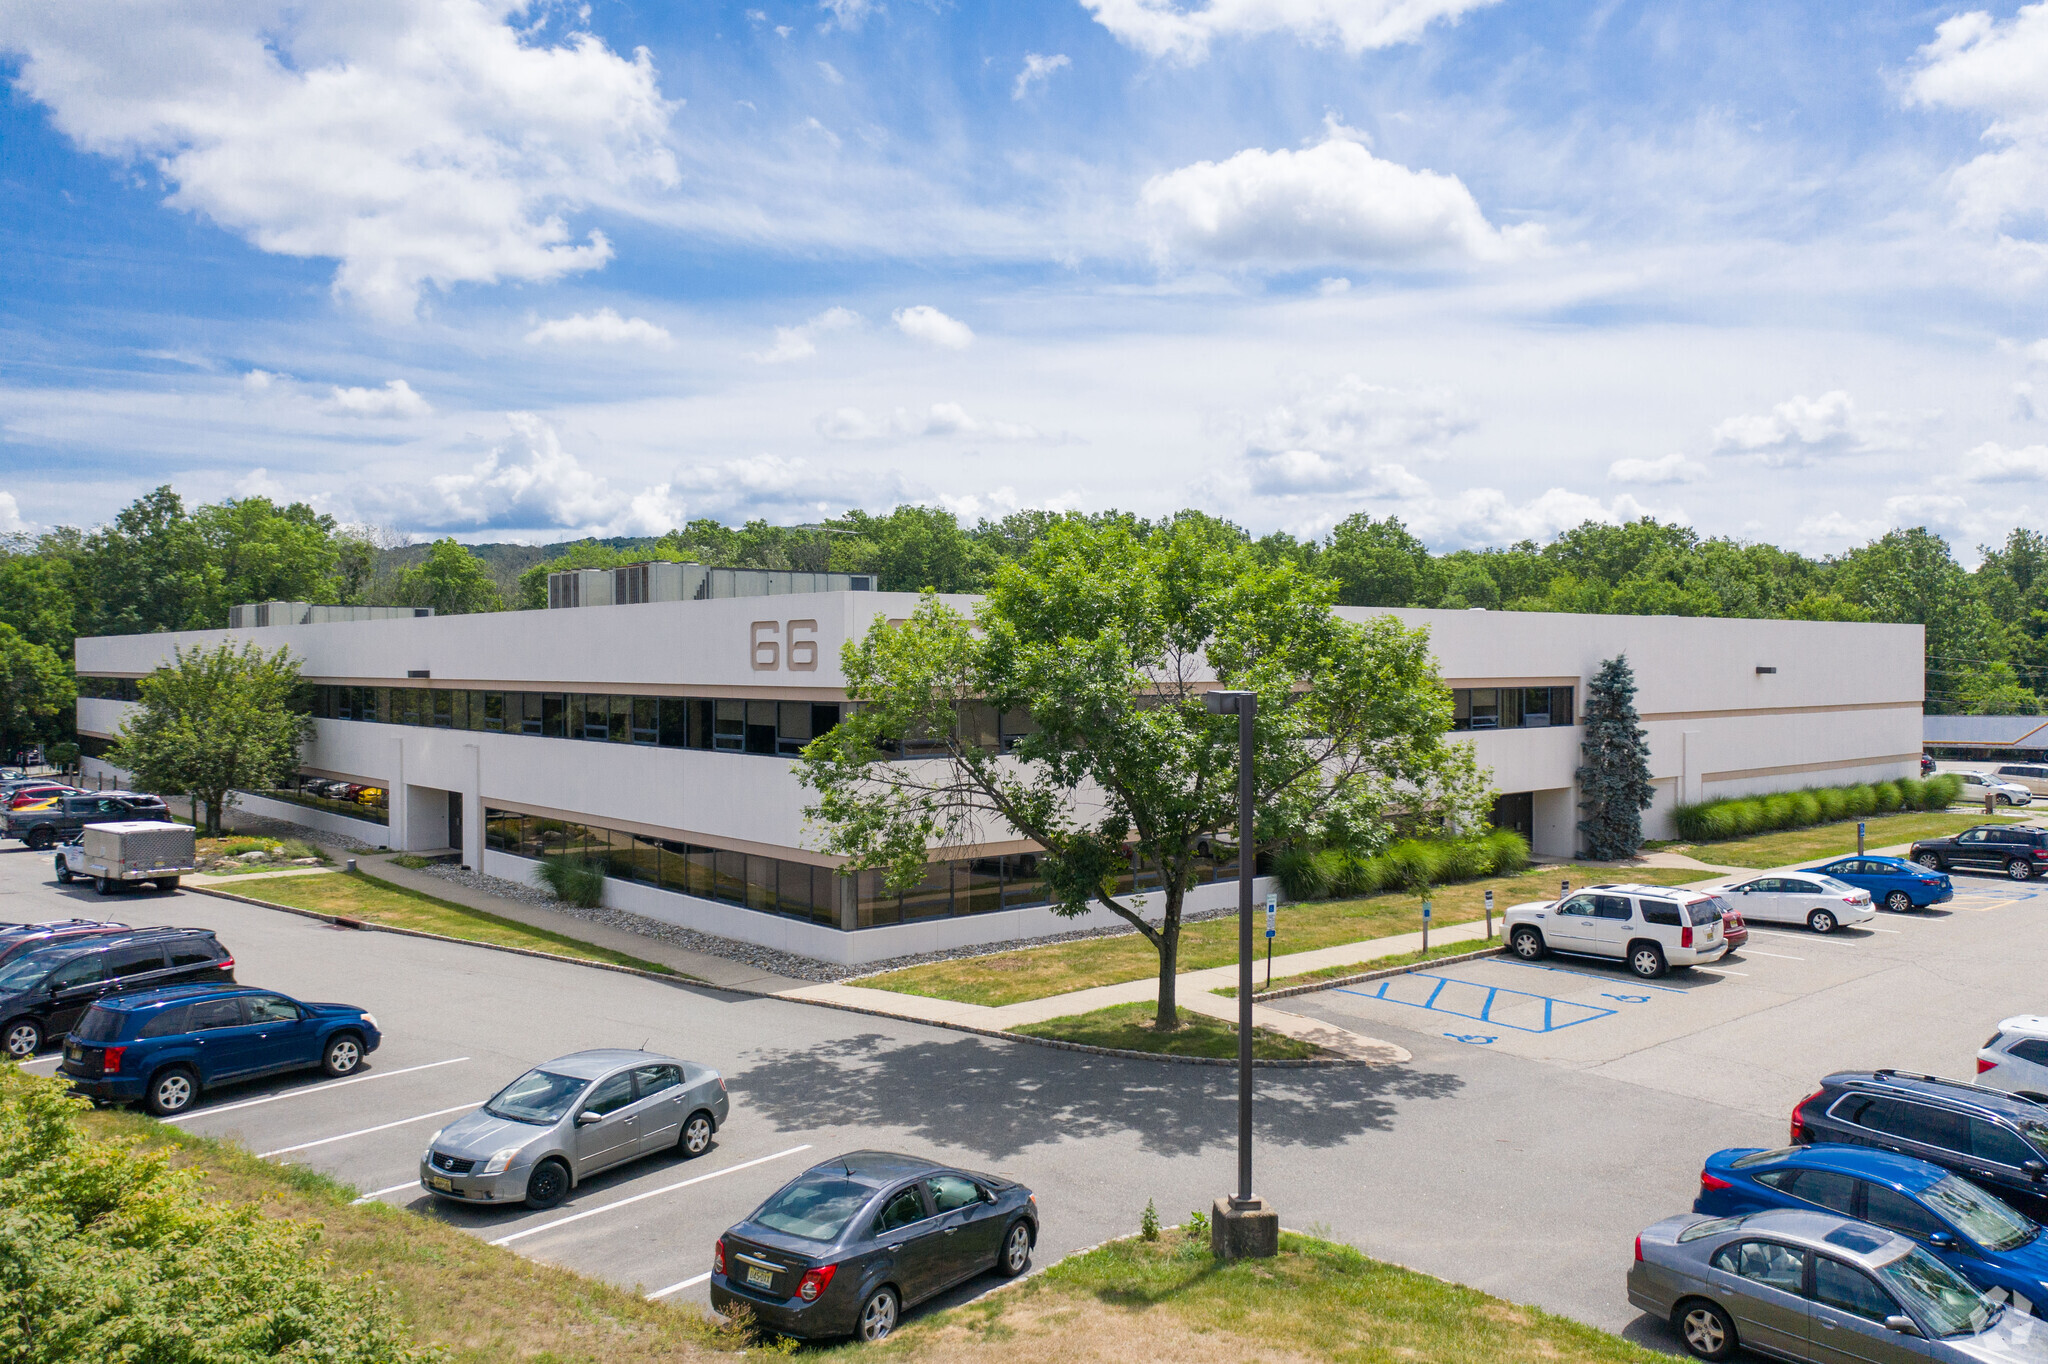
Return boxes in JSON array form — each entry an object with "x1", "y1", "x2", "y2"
[
  {"x1": 420, "y1": 1048, "x2": 729, "y2": 1209},
  {"x1": 1631, "y1": 1207, "x2": 2048, "y2": 1362}
]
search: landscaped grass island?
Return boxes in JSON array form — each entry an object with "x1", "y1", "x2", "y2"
[
  {"x1": 1008, "y1": 1001, "x2": 1325, "y2": 1059},
  {"x1": 1668, "y1": 809, "x2": 2033, "y2": 869}
]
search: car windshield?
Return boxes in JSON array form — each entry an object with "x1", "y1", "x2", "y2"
[
  {"x1": 0, "y1": 952, "x2": 61, "y2": 994},
  {"x1": 1876, "y1": 1245, "x2": 1998, "y2": 1338},
  {"x1": 481, "y1": 1069, "x2": 586, "y2": 1125},
  {"x1": 751, "y1": 1174, "x2": 876, "y2": 1242},
  {"x1": 2017, "y1": 1118, "x2": 2048, "y2": 1162},
  {"x1": 1921, "y1": 1174, "x2": 2036, "y2": 1252}
]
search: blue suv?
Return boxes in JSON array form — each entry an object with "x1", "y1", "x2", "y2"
[
  {"x1": 58, "y1": 984, "x2": 381, "y2": 1116},
  {"x1": 1802, "y1": 855, "x2": 1954, "y2": 912},
  {"x1": 1696, "y1": 1143, "x2": 2048, "y2": 1314}
]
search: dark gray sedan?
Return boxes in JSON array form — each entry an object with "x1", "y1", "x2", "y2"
[
  {"x1": 420, "y1": 1048, "x2": 728, "y2": 1209},
  {"x1": 710, "y1": 1150, "x2": 1037, "y2": 1342},
  {"x1": 1631, "y1": 1207, "x2": 2048, "y2": 1361}
]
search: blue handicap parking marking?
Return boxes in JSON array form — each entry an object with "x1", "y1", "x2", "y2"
[
  {"x1": 1444, "y1": 1033, "x2": 1497, "y2": 1045},
  {"x1": 1602, "y1": 993, "x2": 1651, "y2": 1004},
  {"x1": 1337, "y1": 971, "x2": 1619, "y2": 1034},
  {"x1": 1490, "y1": 956, "x2": 1691, "y2": 994}
]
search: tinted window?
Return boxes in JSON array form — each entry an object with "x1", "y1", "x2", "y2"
[
  {"x1": 1640, "y1": 901, "x2": 1681, "y2": 927},
  {"x1": 1960, "y1": 830, "x2": 1990, "y2": 844},
  {"x1": 71, "y1": 1005, "x2": 126, "y2": 1043},
  {"x1": 873, "y1": 1186, "x2": 928, "y2": 1233},
  {"x1": 168, "y1": 945, "x2": 218, "y2": 968},
  {"x1": 754, "y1": 1174, "x2": 873, "y2": 1242},
  {"x1": 1686, "y1": 897, "x2": 1724, "y2": 926},
  {"x1": 632, "y1": 1063, "x2": 681, "y2": 1098},
  {"x1": 1813, "y1": 1258, "x2": 1897, "y2": 1321},
  {"x1": 106, "y1": 946, "x2": 164, "y2": 978},
  {"x1": 1710, "y1": 1240, "x2": 1806, "y2": 1293},
  {"x1": 1785, "y1": 1168, "x2": 1858, "y2": 1215},
  {"x1": 1741, "y1": 879, "x2": 1779, "y2": 893},
  {"x1": 1858, "y1": 1098, "x2": 1970, "y2": 1153},
  {"x1": 185, "y1": 998, "x2": 244, "y2": 1030},
  {"x1": 1969, "y1": 1118, "x2": 2036, "y2": 1168},
  {"x1": 928, "y1": 1173, "x2": 984, "y2": 1213},
  {"x1": 45, "y1": 955, "x2": 105, "y2": 990},
  {"x1": 2010, "y1": 1039, "x2": 2048, "y2": 1066},
  {"x1": 246, "y1": 996, "x2": 300, "y2": 1023},
  {"x1": 582, "y1": 1073, "x2": 634, "y2": 1116},
  {"x1": 1781, "y1": 879, "x2": 1820, "y2": 895},
  {"x1": 1861, "y1": 1183, "x2": 1947, "y2": 1239},
  {"x1": 483, "y1": 1069, "x2": 586, "y2": 1125},
  {"x1": 1556, "y1": 895, "x2": 1595, "y2": 917},
  {"x1": 136, "y1": 1005, "x2": 192, "y2": 1038},
  {"x1": 1592, "y1": 894, "x2": 1632, "y2": 921}
]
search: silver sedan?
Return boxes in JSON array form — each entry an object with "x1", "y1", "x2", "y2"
[{"x1": 420, "y1": 1048, "x2": 729, "y2": 1209}]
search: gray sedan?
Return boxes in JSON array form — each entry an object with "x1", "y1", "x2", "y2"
[
  {"x1": 420, "y1": 1048, "x2": 729, "y2": 1209},
  {"x1": 1631, "y1": 1207, "x2": 2048, "y2": 1361}
]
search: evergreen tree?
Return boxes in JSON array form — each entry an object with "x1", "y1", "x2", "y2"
[{"x1": 1576, "y1": 654, "x2": 1656, "y2": 860}]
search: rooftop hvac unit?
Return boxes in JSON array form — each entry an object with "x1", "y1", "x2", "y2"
[{"x1": 544, "y1": 562, "x2": 877, "y2": 608}]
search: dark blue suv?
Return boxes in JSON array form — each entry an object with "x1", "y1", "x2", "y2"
[{"x1": 58, "y1": 984, "x2": 381, "y2": 1116}]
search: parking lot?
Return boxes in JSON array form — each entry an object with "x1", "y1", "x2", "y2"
[{"x1": 4, "y1": 841, "x2": 2047, "y2": 1350}]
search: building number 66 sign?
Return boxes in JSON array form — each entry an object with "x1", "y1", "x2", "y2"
[{"x1": 750, "y1": 619, "x2": 820, "y2": 672}]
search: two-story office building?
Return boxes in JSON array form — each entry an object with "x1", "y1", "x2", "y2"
[{"x1": 74, "y1": 572, "x2": 1924, "y2": 965}]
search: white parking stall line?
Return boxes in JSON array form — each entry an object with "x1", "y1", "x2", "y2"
[
  {"x1": 352, "y1": 1179, "x2": 427, "y2": 1205},
  {"x1": 258, "y1": 1102, "x2": 479, "y2": 1158},
  {"x1": 491, "y1": 1144, "x2": 813, "y2": 1248},
  {"x1": 1739, "y1": 949, "x2": 1804, "y2": 960},
  {"x1": 648, "y1": 1272, "x2": 712, "y2": 1300},
  {"x1": 162, "y1": 1057, "x2": 469, "y2": 1123},
  {"x1": 1695, "y1": 967, "x2": 1748, "y2": 976},
  {"x1": 1869, "y1": 927, "x2": 1902, "y2": 933},
  {"x1": 18, "y1": 1055, "x2": 61, "y2": 1069}
]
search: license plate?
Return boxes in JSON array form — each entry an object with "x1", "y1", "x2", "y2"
[
  {"x1": 429, "y1": 1175, "x2": 454, "y2": 1192},
  {"x1": 746, "y1": 1266, "x2": 774, "y2": 1288},
  {"x1": 65, "y1": 1044, "x2": 81, "y2": 1061}
]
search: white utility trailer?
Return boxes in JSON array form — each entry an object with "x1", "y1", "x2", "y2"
[{"x1": 80, "y1": 821, "x2": 196, "y2": 893}]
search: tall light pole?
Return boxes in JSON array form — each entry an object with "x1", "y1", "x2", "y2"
[{"x1": 1204, "y1": 689, "x2": 1278, "y2": 1259}]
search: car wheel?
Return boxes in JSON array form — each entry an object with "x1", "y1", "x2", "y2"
[
  {"x1": 53, "y1": 859, "x2": 70, "y2": 884},
  {"x1": 998, "y1": 1220, "x2": 1032, "y2": 1277},
  {"x1": 3, "y1": 1017, "x2": 42, "y2": 1060},
  {"x1": 1884, "y1": 890, "x2": 1913, "y2": 913},
  {"x1": 154, "y1": 876, "x2": 179, "y2": 892},
  {"x1": 524, "y1": 1158, "x2": 570, "y2": 1210},
  {"x1": 1629, "y1": 943, "x2": 1667, "y2": 979},
  {"x1": 679, "y1": 1111, "x2": 714, "y2": 1158},
  {"x1": 2009, "y1": 859, "x2": 2034, "y2": 882},
  {"x1": 26, "y1": 827, "x2": 53, "y2": 851},
  {"x1": 857, "y1": 1286, "x2": 900, "y2": 1342},
  {"x1": 321, "y1": 1033, "x2": 363, "y2": 1077},
  {"x1": 1807, "y1": 908, "x2": 1837, "y2": 934},
  {"x1": 92, "y1": 876, "x2": 113, "y2": 896},
  {"x1": 1917, "y1": 853, "x2": 1944, "y2": 872},
  {"x1": 145, "y1": 1066, "x2": 197, "y2": 1117},
  {"x1": 1675, "y1": 1299, "x2": 1738, "y2": 1361},
  {"x1": 1510, "y1": 927, "x2": 1545, "y2": 960}
]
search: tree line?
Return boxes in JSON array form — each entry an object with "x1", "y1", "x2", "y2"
[{"x1": 6, "y1": 484, "x2": 2045, "y2": 758}]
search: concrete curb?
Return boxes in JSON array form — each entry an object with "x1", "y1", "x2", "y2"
[
  {"x1": 184, "y1": 884, "x2": 1367, "y2": 1069},
  {"x1": 1248, "y1": 943, "x2": 1508, "y2": 1001}
]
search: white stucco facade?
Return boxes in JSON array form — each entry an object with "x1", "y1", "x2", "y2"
[{"x1": 75, "y1": 594, "x2": 1923, "y2": 963}]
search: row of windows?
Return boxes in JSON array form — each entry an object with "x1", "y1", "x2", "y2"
[
  {"x1": 483, "y1": 810, "x2": 1246, "y2": 930},
  {"x1": 311, "y1": 686, "x2": 841, "y2": 757},
  {"x1": 77, "y1": 676, "x2": 144, "y2": 702},
  {"x1": 1451, "y1": 686, "x2": 1575, "y2": 732}
]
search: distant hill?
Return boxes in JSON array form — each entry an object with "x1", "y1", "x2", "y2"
[{"x1": 379, "y1": 536, "x2": 665, "y2": 598}]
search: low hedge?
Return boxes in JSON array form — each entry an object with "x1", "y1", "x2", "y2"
[
  {"x1": 1672, "y1": 773, "x2": 1963, "y2": 843},
  {"x1": 1272, "y1": 828, "x2": 1531, "y2": 902}
]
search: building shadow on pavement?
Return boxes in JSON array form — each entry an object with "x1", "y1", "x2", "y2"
[{"x1": 729, "y1": 1031, "x2": 1463, "y2": 1163}]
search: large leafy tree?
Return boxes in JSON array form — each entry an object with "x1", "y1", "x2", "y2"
[
  {"x1": 389, "y1": 538, "x2": 504, "y2": 615},
  {"x1": 1321, "y1": 512, "x2": 1434, "y2": 607},
  {"x1": 193, "y1": 496, "x2": 343, "y2": 613},
  {"x1": 74, "y1": 486, "x2": 215, "y2": 637},
  {"x1": 0, "y1": 625, "x2": 74, "y2": 760},
  {"x1": 802, "y1": 515, "x2": 1487, "y2": 1029},
  {"x1": 0, "y1": 537, "x2": 76, "y2": 656},
  {"x1": 1576, "y1": 655, "x2": 1656, "y2": 860},
  {"x1": 108, "y1": 642, "x2": 310, "y2": 835}
]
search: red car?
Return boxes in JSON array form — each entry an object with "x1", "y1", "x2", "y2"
[
  {"x1": 7, "y1": 784, "x2": 77, "y2": 809},
  {"x1": 1719, "y1": 906, "x2": 1748, "y2": 950}
]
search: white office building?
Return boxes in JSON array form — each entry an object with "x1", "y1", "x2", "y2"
[{"x1": 74, "y1": 573, "x2": 1924, "y2": 964}]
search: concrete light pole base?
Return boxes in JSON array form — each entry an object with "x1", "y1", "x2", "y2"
[{"x1": 1210, "y1": 1196, "x2": 1279, "y2": 1261}]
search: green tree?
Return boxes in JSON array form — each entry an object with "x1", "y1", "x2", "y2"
[
  {"x1": 801, "y1": 516, "x2": 1487, "y2": 1029},
  {"x1": 1954, "y1": 662, "x2": 2042, "y2": 716},
  {"x1": 108, "y1": 641, "x2": 310, "y2": 835},
  {"x1": 193, "y1": 496, "x2": 342, "y2": 615},
  {"x1": 828, "y1": 505, "x2": 988, "y2": 592},
  {"x1": 0, "y1": 537, "x2": 76, "y2": 656},
  {"x1": 1321, "y1": 512, "x2": 1432, "y2": 607},
  {"x1": 74, "y1": 485, "x2": 215, "y2": 636},
  {"x1": 0, "y1": 624, "x2": 73, "y2": 759},
  {"x1": 1833, "y1": 527, "x2": 2003, "y2": 713},
  {"x1": 1576, "y1": 655, "x2": 1656, "y2": 860},
  {"x1": 389, "y1": 538, "x2": 504, "y2": 614}
]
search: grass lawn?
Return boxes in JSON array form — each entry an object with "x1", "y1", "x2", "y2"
[
  {"x1": 1671, "y1": 810, "x2": 2034, "y2": 869},
  {"x1": 860, "y1": 863, "x2": 1706, "y2": 1007},
  {"x1": 224, "y1": 870, "x2": 686, "y2": 977},
  {"x1": 835, "y1": 1227, "x2": 1663, "y2": 1364},
  {"x1": 77, "y1": 1103, "x2": 742, "y2": 1363},
  {"x1": 1009, "y1": 1001, "x2": 1324, "y2": 1059},
  {"x1": 1214, "y1": 938, "x2": 1504, "y2": 998}
]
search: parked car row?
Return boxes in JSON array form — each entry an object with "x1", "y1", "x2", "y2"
[
  {"x1": 0, "y1": 921, "x2": 233, "y2": 1060},
  {"x1": 6, "y1": 791, "x2": 169, "y2": 849},
  {"x1": 297, "y1": 780, "x2": 386, "y2": 807}
]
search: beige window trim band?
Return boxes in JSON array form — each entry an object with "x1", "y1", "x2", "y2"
[
  {"x1": 1641, "y1": 701, "x2": 1919, "y2": 722},
  {"x1": 1701, "y1": 753, "x2": 1922, "y2": 784},
  {"x1": 308, "y1": 680, "x2": 850, "y2": 702}
]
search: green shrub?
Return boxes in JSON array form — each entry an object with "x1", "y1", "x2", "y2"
[
  {"x1": 1790, "y1": 792, "x2": 1822, "y2": 827},
  {"x1": 1817, "y1": 787, "x2": 1849, "y2": 821},
  {"x1": 536, "y1": 854, "x2": 606, "y2": 909},
  {"x1": 1730, "y1": 798, "x2": 1767, "y2": 835},
  {"x1": 0, "y1": 1068, "x2": 429, "y2": 1363},
  {"x1": 1846, "y1": 784, "x2": 1877, "y2": 817},
  {"x1": 1872, "y1": 780, "x2": 1903, "y2": 813},
  {"x1": 1435, "y1": 838, "x2": 1490, "y2": 882},
  {"x1": 1482, "y1": 828, "x2": 1531, "y2": 875},
  {"x1": 1927, "y1": 773, "x2": 1964, "y2": 808},
  {"x1": 1760, "y1": 793, "x2": 1796, "y2": 830},
  {"x1": 1273, "y1": 848, "x2": 1328, "y2": 902},
  {"x1": 1895, "y1": 777, "x2": 1926, "y2": 811},
  {"x1": 1378, "y1": 840, "x2": 1439, "y2": 891},
  {"x1": 1673, "y1": 770, "x2": 1957, "y2": 847},
  {"x1": 1330, "y1": 851, "x2": 1385, "y2": 898}
]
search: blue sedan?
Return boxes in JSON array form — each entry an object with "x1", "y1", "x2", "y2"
[
  {"x1": 1696, "y1": 1143, "x2": 2048, "y2": 1313},
  {"x1": 1803, "y1": 854, "x2": 1953, "y2": 911}
]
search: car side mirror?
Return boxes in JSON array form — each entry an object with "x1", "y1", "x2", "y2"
[
  {"x1": 574, "y1": 1110, "x2": 602, "y2": 1126},
  {"x1": 1883, "y1": 1315, "x2": 1920, "y2": 1337},
  {"x1": 2025, "y1": 1160, "x2": 2047, "y2": 1180},
  {"x1": 1927, "y1": 1231, "x2": 1957, "y2": 1249}
]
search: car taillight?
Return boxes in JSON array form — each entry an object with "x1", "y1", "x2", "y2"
[
  {"x1": 1700, "y1": 1171, "x2": 1731, "y2": 1191},
  {"x1": 1791, "y1": 1088, "x2": 1824, "y2": 1144},
  {"x1": 102, "y1": 1046, "x2": 125, "y2": 1074},
  {"x1": 1681, "y1": 926, "x2": 1693, "y2": 948},
  {"x1": 1634, "y1": 1235, "x2": 1643, "y2": 1263},
  {"x1": 713, "y1": 1239, "x2": 725, "y2": 1275},
  {"x1": 216, "y1": 958, "x2": 233, "y2": 972},
  {"x1": 794, "y1": 1264, "x2": 837, "y2": 1302},
  {"x1": 1981, "y1": 1057, "x2": 2000, "y2": 1074}
]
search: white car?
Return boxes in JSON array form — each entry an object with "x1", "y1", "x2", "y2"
[
  {"x1": 1715, "y1": 873, "x2": 1874, "y2": 932},
  {"x1": 1503, "y1": 883, "x2": 1731, "y2": 979},
  {"x1": 1977, "y1": 1016, "x2": 2048, "y2": 1103},
  {"x1": 1956, "y1": 770, "x2": 2033, "y2": 806}
]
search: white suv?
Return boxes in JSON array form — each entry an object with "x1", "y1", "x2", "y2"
[
  {"x1": 1503, "y1": 883, "x2": 1730, "y2": 979},
  {"x1": 1977, "y1": 1016, "x2": 2048, "y2": 1103}
]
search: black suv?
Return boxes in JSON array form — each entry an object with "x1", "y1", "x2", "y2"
[
  {"x1": 5, "y1": 792, "x2": 169, "y2": 850},
  {"x1": 1792, "y1": 1070, "x2": 2048, "y2": 1216},
  {"x1": 1908, "y1": 824, "x2": 2048, "y2": 880},
  {"x1": 0, "y1": 927, "x2": 234, "y2": 1060}
]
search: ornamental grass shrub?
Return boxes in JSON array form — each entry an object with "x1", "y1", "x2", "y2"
[
  {"x1": 1673, "y1": 773, "x2": 1964, "y2": 843},
  {"x1": 0, "y1": 1066, "x2": 430, "y2": 1364},
  {"x1": 1272, "y1": 829, "x2": 1531, "y2": 903},
  {"x1": 535, "y1": 853, "x2": 606, "y2": 909}
]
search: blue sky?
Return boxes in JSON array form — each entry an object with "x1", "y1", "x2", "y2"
[{"x1": 2, "y1": 0, "x2": 2046, "y2": 557}]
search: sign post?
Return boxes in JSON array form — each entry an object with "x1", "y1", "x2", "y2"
[
  {"x1": 1264, "y1": 890, "x2": 1276, "y2": 989},
  {"x1": 1484, "y1": 888, "x2": 1494, "y2": 939},
  {"x1": 1422, "y1": 896, "x2": 1432, "y2": 954},
  {"x1": 1857, "y1": 821, "x2": 1866, "y2": 856}
]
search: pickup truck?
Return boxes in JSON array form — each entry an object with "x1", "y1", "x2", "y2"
[{"x1": 6, "y1": 792, "x2": 168, "y2": 849}]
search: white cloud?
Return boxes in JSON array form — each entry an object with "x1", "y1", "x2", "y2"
[
  {"x1": 1316, "y1": 276, "x2": 1352, "y2": 295},
  {"x1": 1082, "y1": 0, "x2": 1498, "y2": 62},
  {"x1": 1223, "y1": 374, "x2": 1466, "y2": 498},
  {"x1": 524, "y1": 308, "x2": 674, "y2": 348},
  {"x1": 817, "y1": 403, "x2": 1042, "y2": 442},
  {"x1": 0, "y1": 1, "x2": 678, "y2": 319},
  {"x1": 2028, "y1": 339, "x2": 2048, "y2": 366},
  {"x1": 751, "y1": 306, "x2": 861, "y2": 363},
  {"x1": 0, "y1": 492, "x2": 27, "y2": 535},
  {"x1": 1907, "y1": 8, "x2": 2048, "y2": 240},
  {"x1": 234, "y1": 467, "x2": 289, "y2": 500},
  {"x1": 404, "y1": 413, "x2": 625, "y2": 530},
  {"x1": 1142, "y1": 126, "x2": 1541, "y2": 265},
  {"x1": 242, "y1": 369, "x2": 284, "y2": 392},
  {"x1": 1709, "y1": 390, "x2": 1900, "y2": 465},
  {"x1": 322, "y1": 379, "x2": 432, "y2": 419},
  {"x1": 1013, "y1": 53, "x2": 1070, "y2": 100},
  {"x1": 817, "y1": 60, "x2": 844, "y2": 84},
  {"x1": 819, "y1": 0, "x2": 876, "y2": 32},
  {"x1": 1963, "y1": 441, "x2": 2048, "y2": 481},
  {"x1": 1411, "y1": 488, "x2": 1671, "y2": 547},
  {"x1": 1245, "y1": 450, "x2": 1430, "y2": 498},
  {"x1": 892, "y1": 305, "x2": 975, "y2": 349},
  {"x1": 1608, "y1": 452, "x2": 1707, "y2": 485}
]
